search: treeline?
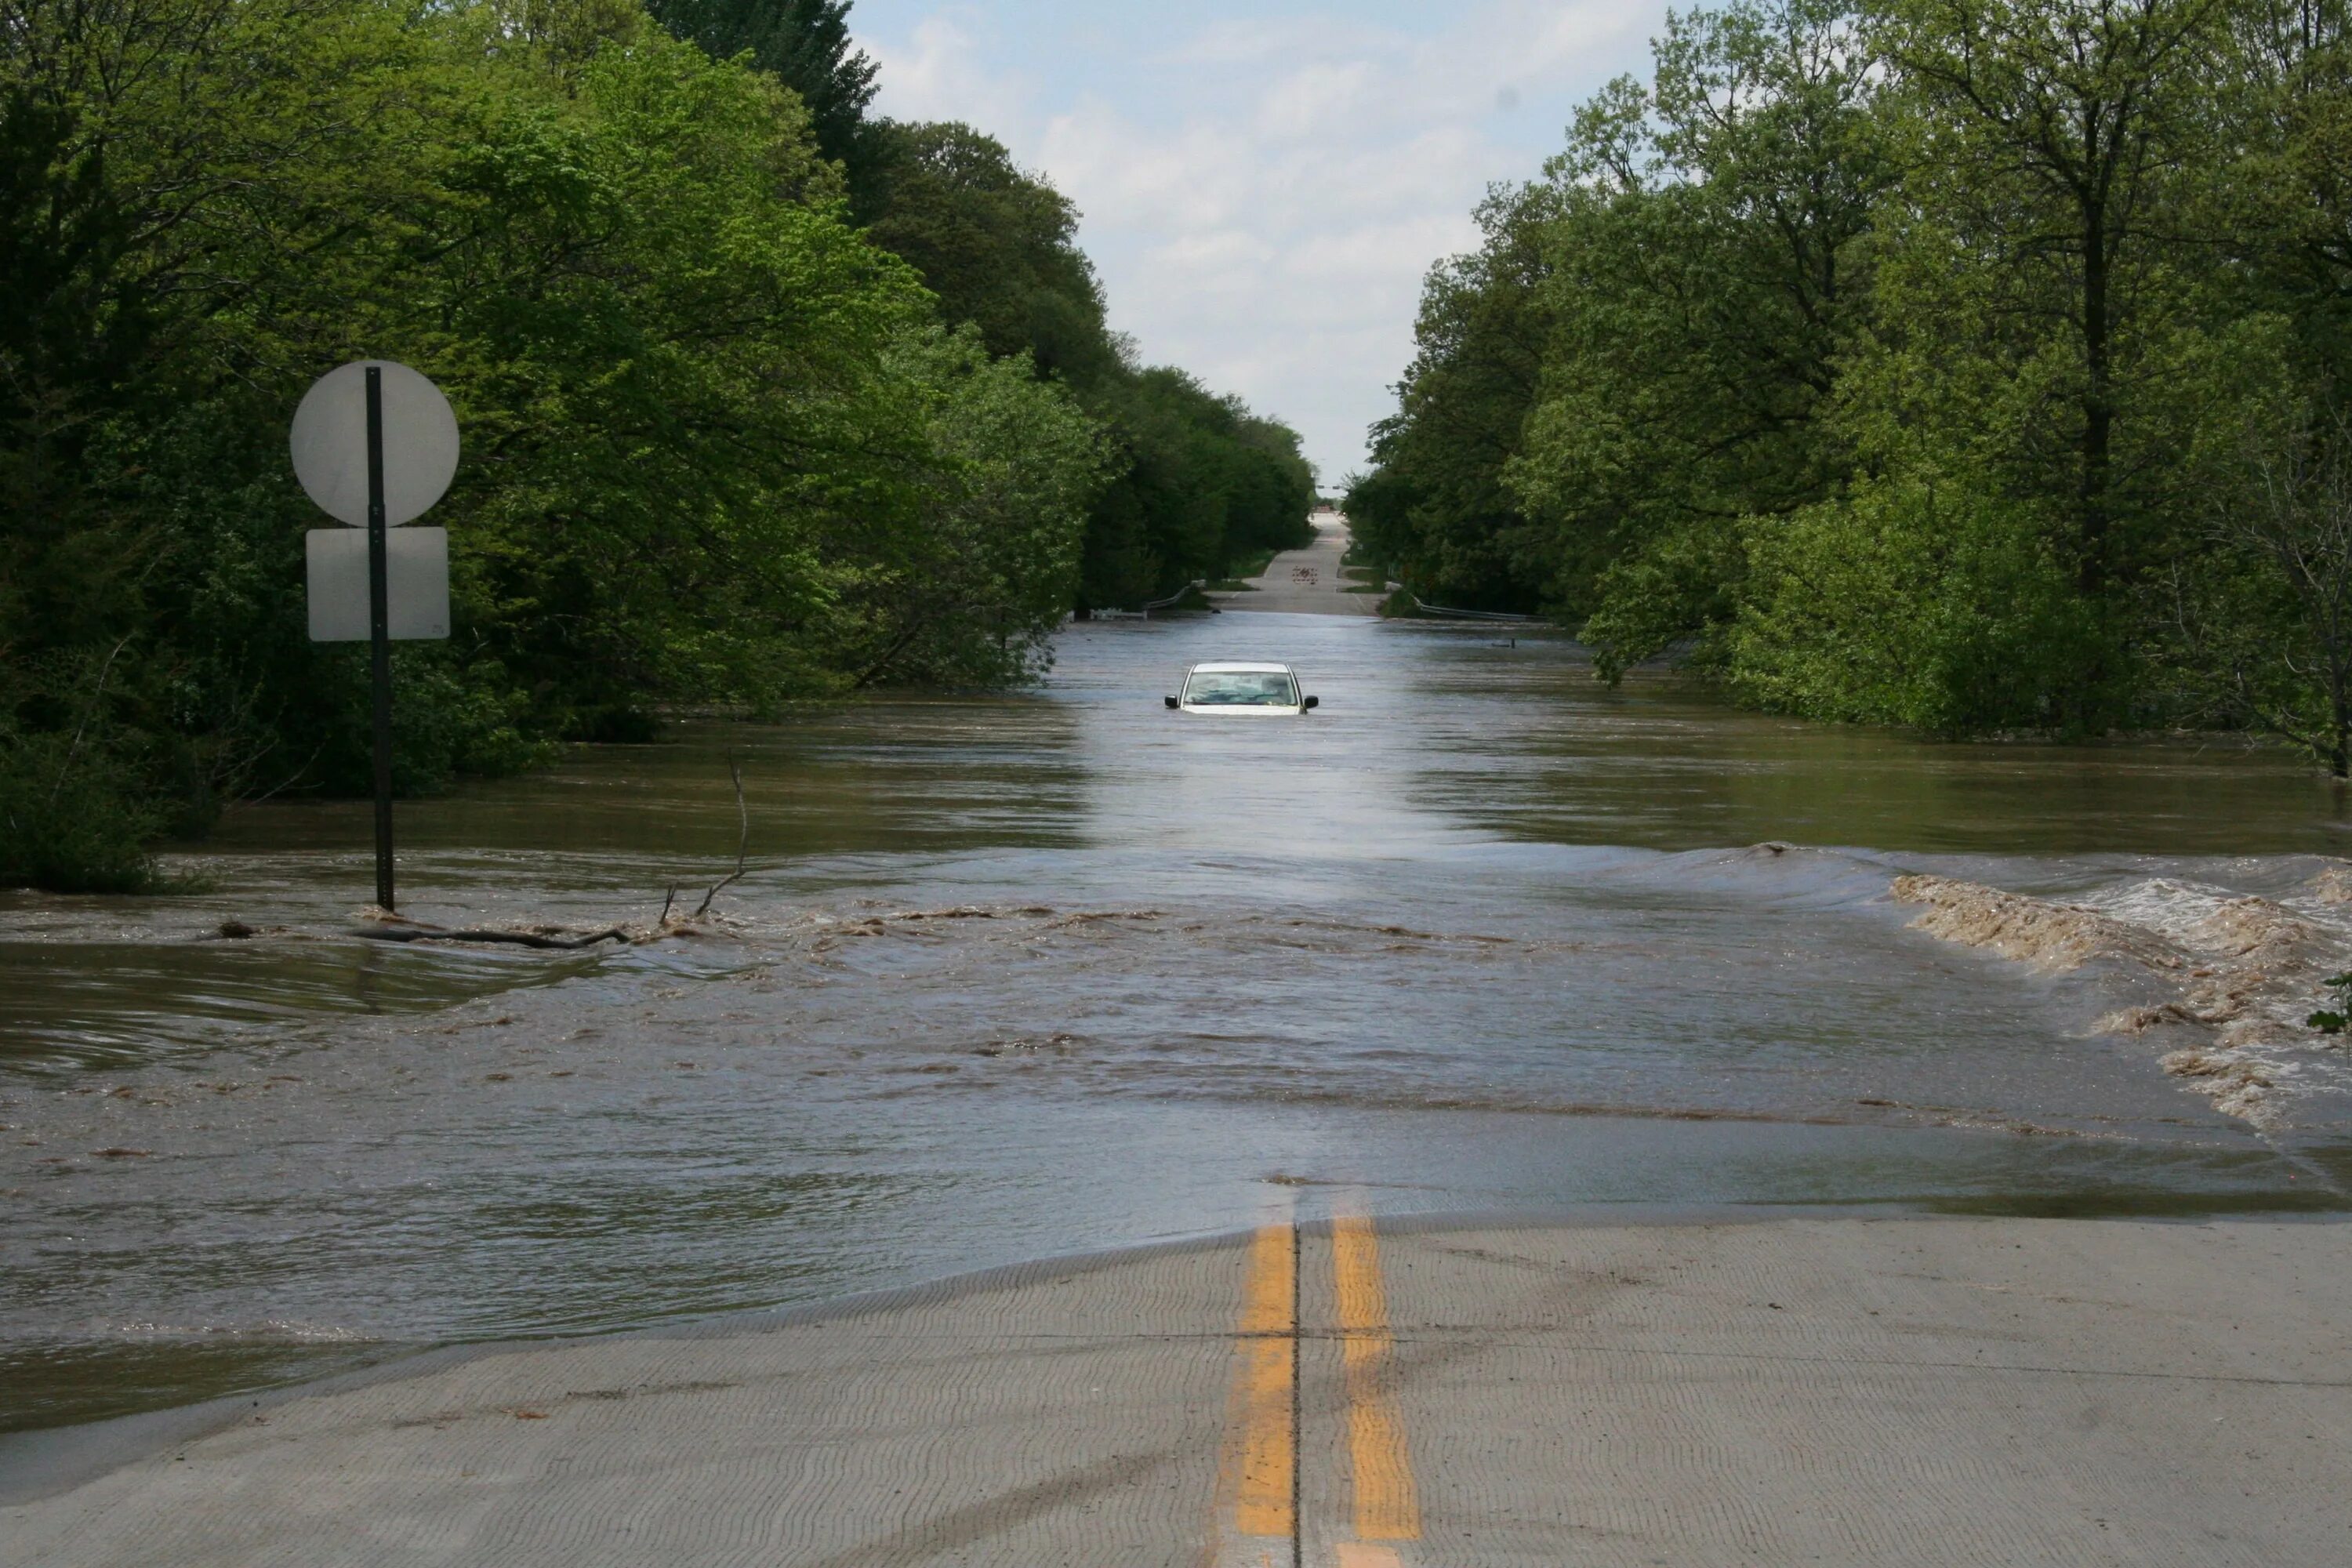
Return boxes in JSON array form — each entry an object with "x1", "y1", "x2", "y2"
[
  {"x1": 647, "y1": 1, "x2": 1317, "y2": 606},
  {"x1": 1350, "y1": 0, "x2": 2352, "y2": 770},
  {"x1": 0, "y1": 0, "x2": 1312, "y2": 890}
]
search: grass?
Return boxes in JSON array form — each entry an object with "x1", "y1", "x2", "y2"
[
  {"x1": 1201, "y1": 579, "x2": 1258, "y2": 593},
  {"x1": 1218, "y1": 547, "x2": 1282, "y2": 583}
]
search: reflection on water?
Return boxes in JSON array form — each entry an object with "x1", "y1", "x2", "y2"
[
  {"x1": 4, "y1": 616, "x2": 2350, "y2": 1432},
  {"x1": 1406, "y1": 652, "x2": 2352, "y2": 856},
  {"x1": 0, "y1": 942, "x2": 600, "y2": 1070}
]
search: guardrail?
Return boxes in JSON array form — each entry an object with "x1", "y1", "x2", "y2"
[
  {"x1": 1138, "y1": 579, "x2": 1209, "y2": 617},
  {"x1": 1395, "y1": 593, "x2": 1534, "y2": 623}
]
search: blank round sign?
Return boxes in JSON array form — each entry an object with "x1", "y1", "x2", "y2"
[{"x1": 289, "y1": 361, "x2": 459, "y2": 527}]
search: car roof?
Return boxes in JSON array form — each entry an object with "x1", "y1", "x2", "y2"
[{"x1": 1188, "y1": 662, "x2": 1294, "y2": 674}]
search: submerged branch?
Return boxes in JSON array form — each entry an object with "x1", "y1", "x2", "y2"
[
  {"x1": 691, "y1": 752, "x2": 750, "y2": 918},
  {"x1": 348, "y1": 922, "x2": 629, "y2": 951}
]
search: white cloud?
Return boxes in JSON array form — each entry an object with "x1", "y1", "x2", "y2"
[
  {"x1": 861, "y1": 16, "x2": 1040, "y2": 142},
  {"x1": 858, "y1": 2, "x2": 1667, "y2": 481}
]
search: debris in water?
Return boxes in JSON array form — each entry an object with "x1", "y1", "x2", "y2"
[
  {"x1": 352, "y1": 917, "x2": 629, "y2": 951},
  {"x1": 2309, "y1": 866, "x2": 2352, "y2": 905},
  {"x1": 2162, "y1": 1050, "x2": 2234, "y2": 1079},
  {"x1": 2095, "y1": 1004, "x2": 2205, "y2": 1035}
]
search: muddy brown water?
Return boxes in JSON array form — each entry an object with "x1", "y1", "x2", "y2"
[{"x1": 5, "y1": 614, "x2": 2351, "y2": 1434}]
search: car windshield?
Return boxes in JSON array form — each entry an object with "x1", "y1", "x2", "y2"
[{"x1": 1185, "y1": 672, "x2": 1297, "y2": 706}]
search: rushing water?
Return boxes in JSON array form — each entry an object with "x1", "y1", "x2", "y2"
[{"x1": 5, "y1": 613, "x2": 2352, "y2": 1433}]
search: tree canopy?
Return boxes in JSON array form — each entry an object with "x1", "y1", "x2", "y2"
[
  {"x1": 1349, "y1": 0, "x2": 2352, "y2": 766},
  {"x1": 0, "y1": 0, "x2": 1310, "y2": 889},
  {"x1": 644, "y1": 0, "x2": 878, "y2": 169},
  {"x1": 851, "y1": 117, "x2": 1316, "y2": 608}
]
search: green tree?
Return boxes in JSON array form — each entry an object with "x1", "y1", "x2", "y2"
[
  {"x1": 2152, "y1": 379, "x2": 2352, "y2": 777},
  {"x1": 643, "y1": 0, "x2": 878, "y2": 171},
  {"x1": 1730, "y1": 466, "x2": 2099, "y2": 731},
  {"x1": 0, "y1": 0, "x2": 1149, "y2": 886},
  {"x1": 829, "y1": 327, "x2": 1113, "y2": 687},
  {"x1": 851, "y1": 116, "x2": 1313, "y2": 608},
  {"x1": 1079, "y1": 368, "x2": 1314, "y2": 608},
  {"x1": 1348, "y1": 0, "x2": 2352, "y2": 749},
  {"x1": 1347, "y1": 183, "x2": 1557, "y2": 614},
  {"x1": 1507, "y1": 0, "x2": 1891, "y2": 675},
  {"x1": 858, "y1": 120, "x2": 1120, "y2": 386},
  {"x1": 0, "y1": 0, "x2": 1316, "y2": 889},
  {"x1": 1872, "y1": 0, "x2": 2234, "y2": 604}
]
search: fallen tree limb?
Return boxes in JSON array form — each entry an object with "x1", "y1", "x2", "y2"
[
  {"x1": 331, "y1": 757, "x2": 750, "y2": 950},
  {"x1": 692, "y1": 752, "x2": 750, "y2": 918},
  {"x1": 347, "y1": 924, "x2": 630, "y2": 951}
]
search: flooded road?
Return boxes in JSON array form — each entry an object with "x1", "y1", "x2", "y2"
[{"x1": 5, "y1": 614, "x2": 2352, "y2": 1432}]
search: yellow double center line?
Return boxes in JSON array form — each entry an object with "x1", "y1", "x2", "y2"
[
  {"x1": 1220, "y1": 1215, "x2": 1420, "y2": 1566},
  {"x1": 1334, "y1": 1215, "x2": 1420, "y2": 1548},
  {"x1": 1234, "y1": 1222, "x2": 1299, "y2": 1540}
]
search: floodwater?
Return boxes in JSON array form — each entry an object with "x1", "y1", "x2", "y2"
[{"x1": 5, "y1": 613, "x2": 2352, "y2": 1433}]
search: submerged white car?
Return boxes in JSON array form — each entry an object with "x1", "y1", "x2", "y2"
[{"x1": 1164, "y1": 662, "x2": 1319, "y2": 715}]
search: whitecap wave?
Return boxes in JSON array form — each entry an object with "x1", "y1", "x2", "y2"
[{"x1": 1892, "y1": 869, "x2": 2352, "y2": 1128}]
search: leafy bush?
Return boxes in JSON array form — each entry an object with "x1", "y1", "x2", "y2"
[
  {"x1": 0, "y1": 734, "x2": 162, "y2": 894},
  {"x1": 1728, "y1": 474, "x2": 2110, "y2": 735},
  {"x1": 2307, "y1": 971, "x2": 2352, "y2": 1035}
]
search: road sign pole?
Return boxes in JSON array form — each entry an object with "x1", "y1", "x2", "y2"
[
  {"x1": 294, "y1": 357, "x2": 456, "y2": 911},
  {"x1": 365, "y1": 365, "x2": 396, "y2": 912}
]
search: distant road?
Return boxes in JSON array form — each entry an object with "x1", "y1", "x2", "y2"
[{"x1": 1216, "y1": 512, "x2": 1377, "y2": 616}]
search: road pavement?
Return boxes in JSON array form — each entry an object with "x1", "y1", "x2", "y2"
[
  {"x1": 5, "y1": 1215, "x2": 2348, "y2": 1566},
  {"x1": 1217, "y1": 514, "x2": 1378, "y2": 616}
]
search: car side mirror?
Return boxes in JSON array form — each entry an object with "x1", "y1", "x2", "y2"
[
  {"x1": 1164, "y1": 695, "x2": 1180, "y2": 709},
  {"x1": 1303, "y1": 695, "x2": 1319, "y2": 710}
]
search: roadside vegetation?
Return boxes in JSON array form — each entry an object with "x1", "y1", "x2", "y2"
[
  {"x1": 1348, "y1": 0, "x2": 2352, "y2": 769},
  {"x1": 1203, "y1": 546, "x2": 1287, "y2": 591},
  {"x1": 0, "y1": 0, "x2": 1312, "y2": 889}
]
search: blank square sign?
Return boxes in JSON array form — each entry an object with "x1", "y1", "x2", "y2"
[{"x1": 307, "y1": 528, "x2": 450, "y2": 641}]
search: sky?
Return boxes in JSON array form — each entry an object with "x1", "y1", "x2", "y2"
[{"x1": 847, "y1": 1, "x2": 1676, "y2": 487}]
